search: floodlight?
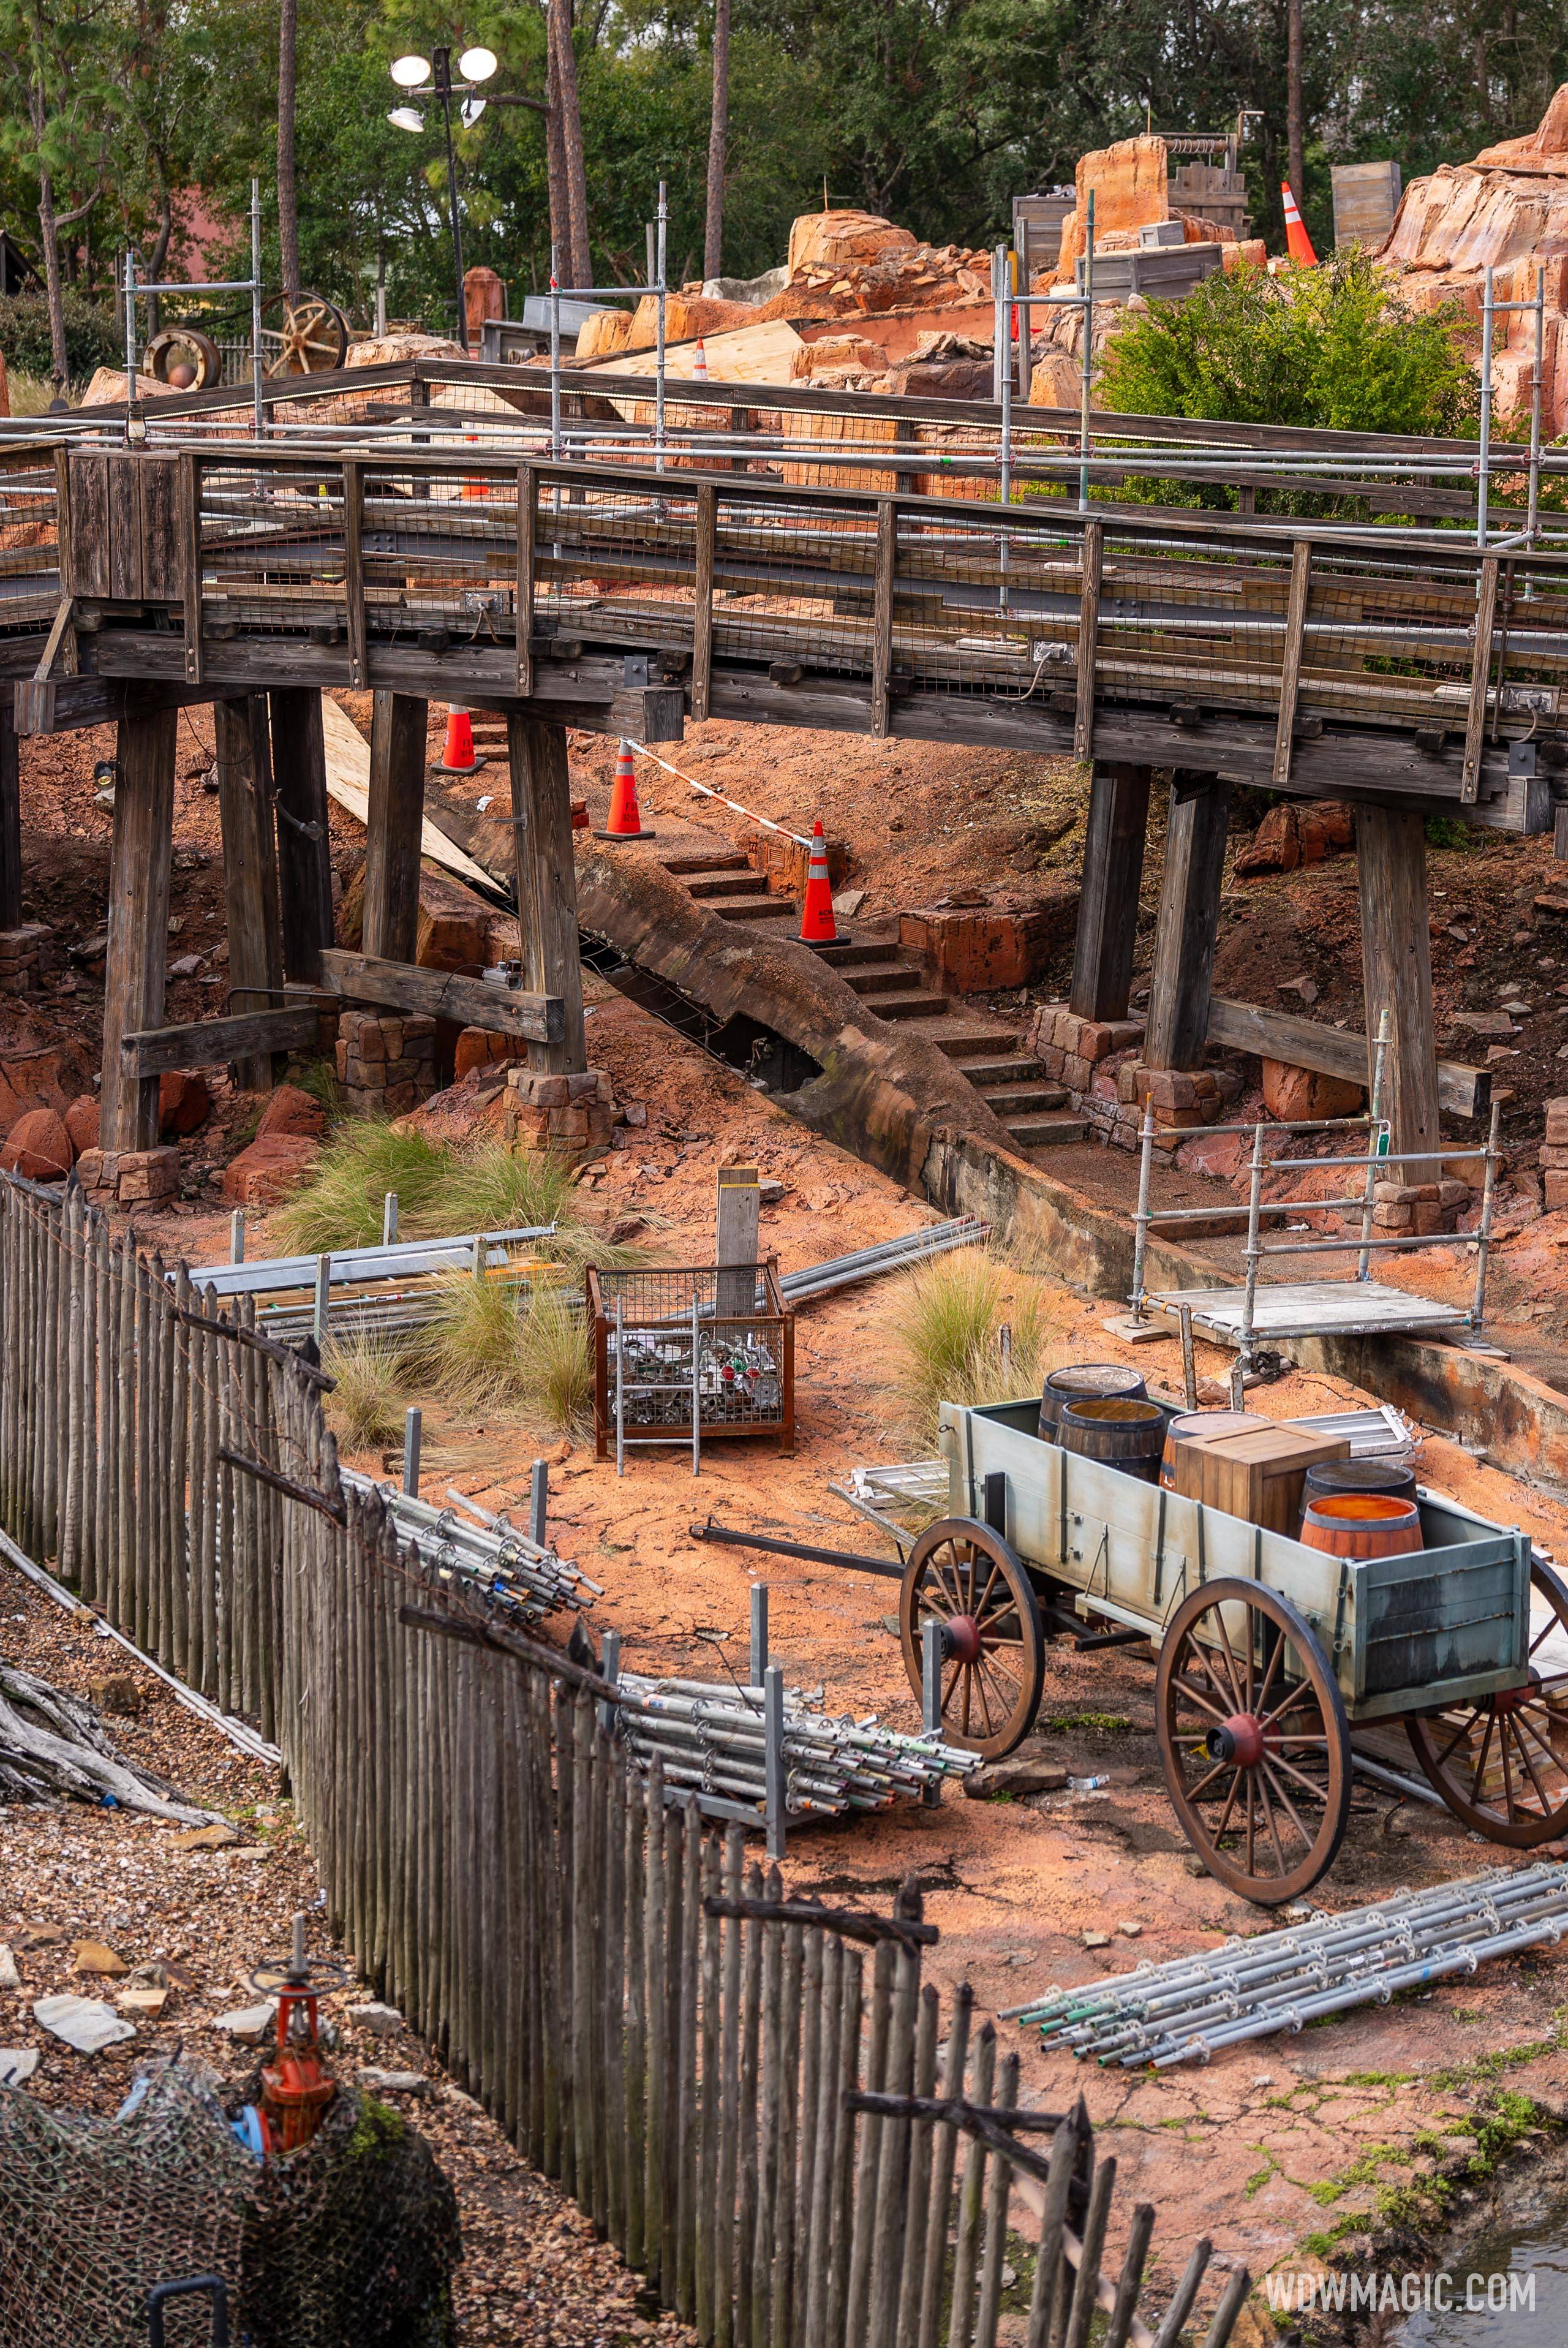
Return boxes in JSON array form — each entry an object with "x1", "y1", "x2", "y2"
[
  {"x1": 459, "y1": 45, "x2": 497, "y2": 80},
  {"x1": 460, "y1": 95, "x2": 486, "y2": 124},
  {"x1": 388, "y1": 104, "x2": 425, "y2": 130},
  {"x1": 390, "y1": 53, "x2": 429, "y2": 86}
]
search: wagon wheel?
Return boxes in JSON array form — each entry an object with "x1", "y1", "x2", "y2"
[
  {"x1": 899, "y1": 1517, "x2": 1044, "y2": 1761},
  {"x1": 142, "y1": 325, "x2": 222, "y2": 390},
  {"x1": 258, "y1": 292, "x2": 349, "y2": 377},
  {"x1": 1406, "y1": 1557, "x2": 1568, "y2": 1846},
  {"x1": 1156, "y1": 1577, "x2": 1351, "y2": 1906}
]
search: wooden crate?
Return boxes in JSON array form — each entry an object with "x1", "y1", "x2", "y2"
[{"x1": 1172, "y1": 1421, "x2": 1351, "y2": 1534}]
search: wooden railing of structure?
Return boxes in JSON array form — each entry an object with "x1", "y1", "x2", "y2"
[{"x1": 0, "y1": 1167, "x2": 1253, "y2": 2345}]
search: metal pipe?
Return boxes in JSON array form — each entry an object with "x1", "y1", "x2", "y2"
[
  {"x1": 1129, "y1": 1101, "x2": 1156, "y2": 1320},
  {"x1": 250, "y1": 179, "x2": 265, "y2": 444},
  {"x1": 1239, "y1": 1121, "x2": 1266, "y2": 1377},
  {"x1": 655, "y1": 181, "x2": 667, "y2": 477},
  {"x1": 1078, "y1": 190, "x2": 1095, "y2": 516},
  {"x1": 1479, "y1": 264, "x2": 1494, "y2": 549},
  {"x1": 549, "y1": 246, "x2": 562, "y2": 461},
  {"x1": 1357, "y1": 1007, "x2": 1392, "y2": 1280},
  {"x1": 402, "y1": 1405, "x2": 421, "y2": 1498},
  {"x1": 1470, "y1": 1097, "x2": 1502, "y2": 1327}
]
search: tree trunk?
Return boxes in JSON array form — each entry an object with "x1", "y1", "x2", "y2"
[
  {"x1": 277, "y1": 0, "x2": 301, "y2": 301},
  {"x1": 36, "y1": 170, "x2": 68, "y2": 394},
  {"x1": 548, "y1": 0, "x2": 590, "y2": 286},
  {"x1": 544, "y1": 37, "x2": 570, "y2": 274},
  {"x1": 0, "y1": 1659, "x2": 213, "y2": 1819},
  {"x1": 1286, "y1": 0, "x2": 1305, "y2": 205},
  {"x1": 703, "y1": 0, "x2": 730, "y2": 284}
]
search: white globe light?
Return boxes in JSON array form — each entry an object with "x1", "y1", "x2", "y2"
[
  {"x1": 458, "y1": 45, "x2": 497, "y2": 80},
  {"x1": 387, "y1": 104, "x2": 425, "y2": 130},
  {"x1": 460, "y1": 94, "x2": 487, "y2": 124},
  {"x1": 390, "y1": 53, "x2": 429, "y2": 86}
]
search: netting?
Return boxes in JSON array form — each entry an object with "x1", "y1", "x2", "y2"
[{"x1": 0, "y1": 2061, "x2": 460, "y2": 2348}]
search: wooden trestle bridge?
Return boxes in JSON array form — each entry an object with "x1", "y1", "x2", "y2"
[{"x1": 0, "y1": 356, "x2": 1560, "y2": 1195}]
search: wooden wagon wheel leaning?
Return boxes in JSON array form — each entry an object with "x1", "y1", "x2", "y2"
[
  {"x1": 1156, "y1": 1576, "x2": 1352, "y2": 1906},
  {"x1": 257, "y1": 292, "x2": 349, "y2": 377},
  {"x1": 142, "y1": 325, "x2": 222, "y2": 390},
  {"x1": 1406, "y1": 1556, "x2": 1568, "y2": 1845},
  {"x1": 899, "y1": 1517, "x2": 1045, "y2": 1761}
]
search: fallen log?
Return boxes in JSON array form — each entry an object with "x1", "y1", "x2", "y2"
[{"x1": 0, "y1": 1659, "x2": 215, "y2": 1821}]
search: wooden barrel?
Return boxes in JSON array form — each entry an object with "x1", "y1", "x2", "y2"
[
  {"x1": 1300, "y1": 1493, "x2": 1423, "y2": 1560},
  {"x1": 1158, "y1": 1409, "x2": 1267, "y2": 1490},
  {"x1": 1058, "y1": 1395, "x2": 1167, "y2": 1483},
  {"x1": 1301, "y1": 1459, "x2": 1417, "y2": 1519},
  {"x1": 1038, "y1": 1363, "x2": 1146, "y2": 1445}
]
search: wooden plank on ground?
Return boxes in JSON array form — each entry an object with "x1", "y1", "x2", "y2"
[
  {"x1": 319, "y1": 947, "x2": 563, "y2": 1044},
  {"x1": 317, "y1": 694, "x2": 496, "y2": 891},
  {"x1": 1207, "y1": 994, "x2": 1487, "y2": 1119},
  {"x1": 120, "y1": 1006, "x2": 321, "y2": 1078}
]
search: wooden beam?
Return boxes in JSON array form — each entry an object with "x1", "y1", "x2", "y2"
[
  {"x1": 120, "y1": 1005, "x2": 321, "y2": 1078},
  {"x1": 100, "y1": 705, "x2": 178, "y2": 1154},
  {"x1": 1357, "y1": 804, "x2": 1441, "y2": 1155},
  {"x1": 363, "y1": 689, "x2": 428, "y2": 963},
  {"x1": 1143, "y1": 774, "x2": 1232, "y2": 1070},
  {"x1": 214, "y1": 694, "x2": 283, "y2": 1092},
  {"x1": 1074, "y1": 518, "x2": 1102, "y2": 761},
  {"x1": 8, "y1": 674, "x2": 211, "y2": 739},
  {"x1": 319, "y1": 947, "x2": 562, "y2": 1043},
  {"x1": 342, "y1": 458, "x2": 367, "y2": 690},
  {"x1": 1207, "y1": 995, "x2": 1489, "y2": 1120},
  {"x1": 691, "y1": 480, "x2": 716, "y2": 723},
  {"x1": 870, "y1": 498, "x2": 896, "y2": 738},
  {"x1": 1068, "y1": 761, "x2": 1151, "y2": 1021},
  {"x1": 1272, "y1": 542, "x2": 1311, "y2": 785},
  {"x1": 269, "y1": 687, "x2": 334, "y2": 986},
  {"x1": 506, "y1": 710, "x2": 587, "y2": 1074},
  {"x1": 514, "y1": 463, "x2": 535, "y2": 697},
  {"x1": 0, "y1": 690, "x2": 20, "y2": 932},
  {"x1": 1461, "y1": 555, "x2": 1499, "y2": 807}
]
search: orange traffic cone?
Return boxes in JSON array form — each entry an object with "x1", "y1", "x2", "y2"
[
  {"x1": 597, "y1": 739, "x2": 655, "y2": 839},
  {"x1": 437, "y1": 706, "x2": 481, "y2": 774},
  {"x1": 692, "y1": 338, "x2": 709, "y2": 382},
  {"x1": 797, "y1": 820, "x2": 837, "y2": 943},
  {"x1": 1281, "y1": 184, "x2": 1319, "y2": 267}
]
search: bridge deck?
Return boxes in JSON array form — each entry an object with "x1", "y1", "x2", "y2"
[{"x1": 1, "y1": 417, "x2": 1561, "y2": 828}]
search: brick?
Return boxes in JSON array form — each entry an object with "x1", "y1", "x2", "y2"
[
  {"x1": 1078, "y1": 1021, "x2": 1116, "y2": 1063},
  {"x1": 1140, "y1": 1068, "x2": 1197, "y2": 1110},
  {"x1": 1412, "y1": 1202, "x2": 1457, "y2": 1236},
  {"x1": 75, "y1": 1147, "x2": 107, "y2": 1191},
  {"x1": 1090, "y1": 1065, "x2": 1120, "y2": 1103},
  {"x1": 1545, "y1": 1097, "x2": 1568, "y2": 1144},
  {"x1": 1546, "y1": 1172, "x2": 1568, "y2": 1212},
  {"x1": 1541, "y1": 1143, "x2": 1568, "y2": 1170},
  {"x1": 334, "y1": 1040, "x2": 349, "y2": 1081},
  {"x1": 345, "y1": 1058, "x2": 386, "y2": 1089},
  {"x1": 1373, "y1": 1202, "x2": 1413, "y2": 1230},
  {"x1": 1116, "y1": 1063, "x2": 1139, "y2": 1104},
  {"x1": 554, "y1": 1106, "x2": 591, "y2": 1139},
  {"x1": 1214, "y1": 1069, "x2": 1245, "y2": 1104},
  {"x1": 1374, "y1": 1180, "x2": 1422, "y2": 1204},
  {"x1": 513, "y1": 1072, "x2": 573, "y2": 1109},
  {"x1": 383, "y1": 1082, "x2": 419, "y2": 1114},
  {"x1": 1061, "y1": 1052, "x2": 1092, "y2": 1095},
  {"x1": 1434, "y1": 1177, "x2": 1471, "y2": 1207},
  {"x1": 1038, "y1": 1044, "x2": 1066, "y2": 1082}
]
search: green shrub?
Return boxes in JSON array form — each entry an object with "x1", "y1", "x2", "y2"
[
  {"x1": 1098, "y1": 250, "x2": 1478, "y2": 437},
  {"x1": 0, "y1": 291, "x2": 122, "y2": 384}
]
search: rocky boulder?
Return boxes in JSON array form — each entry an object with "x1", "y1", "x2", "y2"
[
  {"x1": 0, "y1": 1108, "x2": 74, "y2": 1180},
  {"x1": 221, "y1": 1135, "x2": 320, "y2": 1206},
  {"x1": 1261, "y1": 1060, "x2": 1364, "y2": 1121}
]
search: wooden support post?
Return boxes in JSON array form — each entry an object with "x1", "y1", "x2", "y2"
[
  {"x1": 1073, "y1": 519, "x2": 1102, "y2": 761},
  {"x1": 363, "y1": 690, "x2": 428, "y2": 964},
  {"x1": 715, "y1": 1165, "x2": 760, "y2": 1318},
  {"x1": 1357, "y1": 804, "x2": 1441, "y2": 1159},
  {"x1": 514, "y1": 465, "x2": 535, "y2": 698},
  {"x1": 214, "y1": 694, "x2": 283, "y2": 1092},
  {"x1": 1461, "y1": 556, "x2": 1500, "y2": 807},
  {"x1": 100, "y1": 705, "x2": 177, "y2": 1155},
  {"x1": 1068, "y1": 760, "x2": 1150, "y2": 1022},
  {"x1": 269, "y1": 688, "x2": 334, "y2": 986},
  {"x1": 506, "y1": 709, "x2": 587, "y2": 1075},
  {"x1": 870, "y1": 499, "x2": 896, "y2": 738},
  {"x1": 691, "y1": 482, "x2": 716, "y2": 723},
  {"x1": 1143, "y1": 774, "x2": 1232, "y2": 1071},
  {"x1": 0, "y1": 690, "x2": 21, "y2": 932}
]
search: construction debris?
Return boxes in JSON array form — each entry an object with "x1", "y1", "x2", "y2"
[
  {"x1": 0, "y1": 1658, "x2": 214, "y2": 1821},
  {"x1": 1017, "y1": 1864, "x2": 1568, "y2": 2067}
]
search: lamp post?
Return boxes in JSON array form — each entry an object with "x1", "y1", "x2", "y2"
[{"x1": 388, "y1": 43, "x2": 497, "y2": 352}]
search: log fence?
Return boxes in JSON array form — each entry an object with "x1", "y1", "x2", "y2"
[{"x1": 0, "y1": 1169, "x2": 1250, "y2": 2345}]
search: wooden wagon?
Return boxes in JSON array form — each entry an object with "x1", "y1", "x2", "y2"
[{"x1": 895, "y1": 1395, "x2": 1568, "y2": 1903}]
